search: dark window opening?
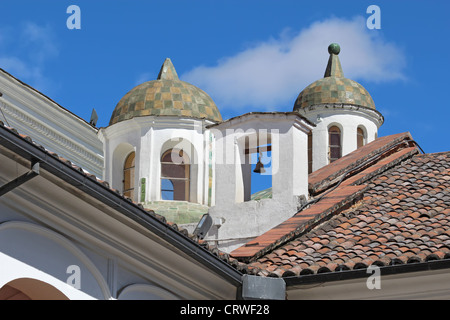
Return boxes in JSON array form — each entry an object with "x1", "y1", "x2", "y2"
[
  {"x1": 328, "y1": 126, "x2": 341, "y2": 163},
  {"x1": 357, "y1": 127, "x2": 365, "y2": 149}
]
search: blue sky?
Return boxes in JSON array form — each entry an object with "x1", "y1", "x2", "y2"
[{"x1": 1, "y1": 0, "x2": 449, "y2": 159}]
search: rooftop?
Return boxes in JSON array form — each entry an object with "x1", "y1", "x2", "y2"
[
  {"x1": 228, "y1": 133, "x2": 450, "y2": 279},
  {"x1": 1, "y1": 71, "x2": 449, "y2": 286},
  {"x1": 1, "y1": 103, "x2": 450, "y2": 285}
]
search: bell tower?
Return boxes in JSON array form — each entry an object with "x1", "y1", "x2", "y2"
[{"x1": 294, "y1": 44, "x2": 384, "y2": 172}]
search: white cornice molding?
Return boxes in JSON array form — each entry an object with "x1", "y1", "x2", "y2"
[
  {"x1": 209, "y1": 112, "x2": 314, "y2": 134},
  {"x1": 297, "y1": 104, "x2": 384, "y2": 128},
  {"x1": 0, "y1": 99, "x2": 103, "y2": 172},
  {"x1": 100, "y1": 116, "x2": 208, "y2": 140},
  {"x1": 0, "y1": 71, "x2": 96, "y2": 136}
]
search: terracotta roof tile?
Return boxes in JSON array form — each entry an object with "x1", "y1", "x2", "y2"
[
  {"x1": 237, "y1": 150, "x2": 450, "y2": 277},
  {"x1": 4, "y1": 118, "x2": 449, "y2": 281},
  {"x1": 231, "y1": 184, "x2": 366, "y2": 261},
  {"x1": 231, "y1": 134, "x2": 421, "y2": 262},
  {"x1": 308, "y1": 132, "x2": 414, "y2": 195}
]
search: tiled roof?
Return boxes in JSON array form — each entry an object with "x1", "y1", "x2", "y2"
[
  {"x1": 3, "y1": 114, "x2": 449, "y2": 283},
  {"x1": 109, "y1": 58, "x2": 223, "y2": 125},
  {"x1": 143, "y1": 201, "x2": 209, "y2": 224},
  {"x1": 232, "y1": 132, "x2": 420, "y2": 261},
  {"x1": 251, "y1": 187, "x2": 272, "y2": 201},
  {"x1": 230, "y1": 145, "x2": 450, "y2": 278},
  {"x1": 308, "y1": 132, "x2": 415, "y2": 195},
  {"x1": 293, "y1": 43, "x2": 376, "y2": 111}
]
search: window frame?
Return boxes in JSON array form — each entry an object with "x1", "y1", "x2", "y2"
[
  {"x1": 357, "y1": 126, "x2": 366, "y2": 149},
  {"x1": 160, "y1": 149, "x2": 190, "y2": 201},
  {"x1": 328, "y1": 125, "x2": 342, "y2": 163},
  {"x1": 123, "y1": 151, "x2": 136, "y2": 199}
]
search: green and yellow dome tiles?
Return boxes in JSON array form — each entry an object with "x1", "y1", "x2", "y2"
[
  {"x1": 293, "y1": 43, "x2": 376, "y2": 111},
  {"x1": 109, "y1": 58, "x2": 223, "y2": 126}
]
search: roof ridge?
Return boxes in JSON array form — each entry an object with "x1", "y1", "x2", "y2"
[
  {"x1": 243, "y1": 149, "x2": 450, "y2": 279},
  {"x1": 308, "y1": 132, "x2": 414, "y2": 195},
  {"x1": 231, "y1": 184, "x2": 367, "y2": 262}
]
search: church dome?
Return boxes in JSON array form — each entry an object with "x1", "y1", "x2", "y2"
[
  {"x1": 109, "y1": 58, "x2": 222, "y2": 126},
  {"x1": 293, "y1": 44, "x2": 376, "y2": 111}
]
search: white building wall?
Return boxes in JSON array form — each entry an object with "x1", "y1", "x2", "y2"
[
  {"x1": 207, "y1": 113, "x2": 314, "y2": 252},
  {"x1": 98, "y1": 116, "x2": 213, "y2": 205}
]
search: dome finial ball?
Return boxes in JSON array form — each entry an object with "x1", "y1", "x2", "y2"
[{"x1": 328, "y1": 43, "x2": 340, "y2": 55}]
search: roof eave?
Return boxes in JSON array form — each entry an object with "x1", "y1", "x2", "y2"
[
  {"x1": 0, "y1": 123, "x2": 243, "y2": 287},
  {"x1": 284, "y1": 258, "x2": 450, "y2": 287}
]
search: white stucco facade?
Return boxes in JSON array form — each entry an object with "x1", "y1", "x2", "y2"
[
  {"x1": 206, "y1": 112, "x2": 314, "y2": 252},
  {"x1": 98, "y1": 116, "x2": 216, "y2": 206}
]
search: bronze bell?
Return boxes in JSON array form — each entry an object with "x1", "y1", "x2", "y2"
[{"x1": 253, "y1": 152, "x2": 265, "y2": 174}]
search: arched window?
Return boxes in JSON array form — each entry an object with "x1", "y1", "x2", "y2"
[
  {"x1": 328, "y1": 126, "x2": 341, "y2": 163},
  {"x1": 357, "y1": 127, "x2": 366, "y2": 148},
  {"x1": 123, "y1": 152, "x2": 135, "y2": 198},
  {"x1": 161, "y1": 179, "x2": 174, "y2": 200},
  {"x1": 161, "y1": 149, "x2": 190, "y2": 201}
]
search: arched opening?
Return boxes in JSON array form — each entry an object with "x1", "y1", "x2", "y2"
[
  {"x1": 0, "y1": 284, "x2": 31, "y2": 300},
  {"x1": 237, "y1": 131, "x2": 273, "y2": 202},
  {"x1": 328, "y1": 126, "x2": 341, "y2": 163},
  {"x1": 111, "y1": 143, "x2": 135, "y2": 196},
  {"x1": 0, "y1": 278, "x2": 69, "y2": 300},
  {"x1": 161, "y1": 149, "x2": 190, "y2": 201},
  {"x1": 249, "y1": 144, "x2": 272, "y2": 200},
  {"x1": 357, "y1": 126, "x2": 366, "y2": 148},
  {"x1": 123, "y1": 152, "x2": 136, "y2": 199}
]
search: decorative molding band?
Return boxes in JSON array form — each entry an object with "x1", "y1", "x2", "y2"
[
  {"x1": 0, "y1": 100, "x2": 104, "y2": 170},
  {"x1": 298, "y1": 103, "x2": 384, "y2": 127}
]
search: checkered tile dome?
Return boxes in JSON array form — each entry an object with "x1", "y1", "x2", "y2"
[
  {"x1": 109, "y1": 58, "x2": 222, "y2": 126},
  {"x1": 293, "y1": 44, "x2": 376, "y2": 111}
]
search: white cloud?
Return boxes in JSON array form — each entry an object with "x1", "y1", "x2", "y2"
[
  {"x1": 182, "y1": 16, "x2": 406, "y2": 112},
  {"x1": 20, "y1": 22, "x2": 59, "y2": 65},
  {"x1": 0, "y1": 22, "x2": 58, "y2": 92}
]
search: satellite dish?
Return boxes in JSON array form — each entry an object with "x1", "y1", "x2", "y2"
[{"x1": 89, "y1": 108, "x2": 98, "y2": 127}]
